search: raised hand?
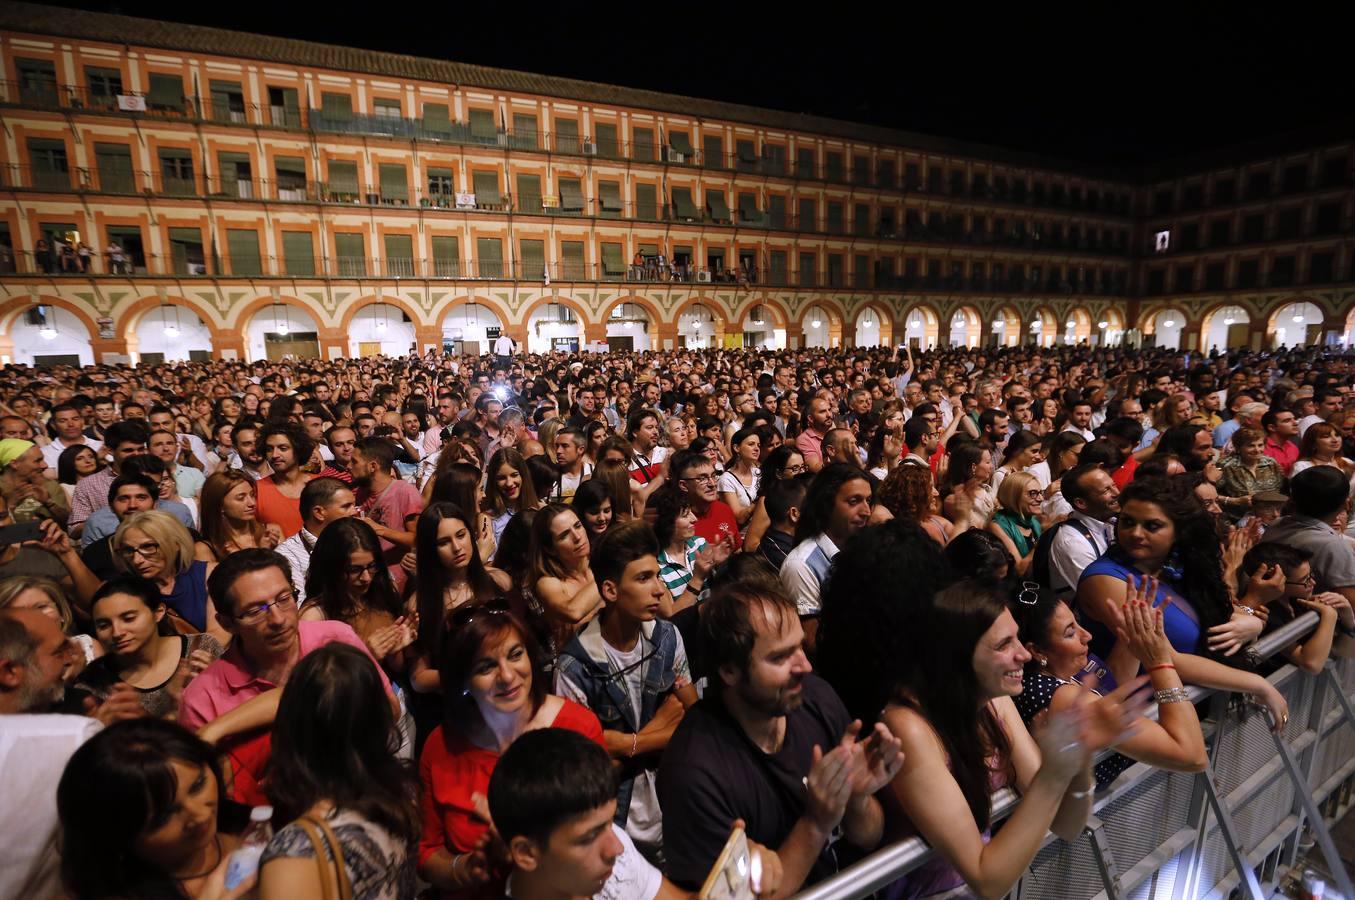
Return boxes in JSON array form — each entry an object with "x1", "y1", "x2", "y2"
[
  {"x1": 804, "y1": 740, "x2": 855, "y2": 833},
  {"x1": 843, "y1": 720, "x2": 904, "y2": 796},
  {"x1": 1115, "y1": 599, "x2": 1171, "y2": 668},
  {"x1": 1245, "y1": 563, "x2": 1285, "y2": 605}
]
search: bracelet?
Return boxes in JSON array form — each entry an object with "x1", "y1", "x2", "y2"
[
  {"x1": 1155, "y1": 687, "x2": 1192, "y2": 705},
  {"x1": 450, "y1": 853, "x2": 465, "y2": 881},
  {"x1": 1147, "y1": 663, "x2": 1176, "y2": 672},
  {"x1": 1234, "y1": 604, "x2": 1258, "y2": 617},
  {"x1": 629, "y1": 732, "x2": 638, "y2": 758}
]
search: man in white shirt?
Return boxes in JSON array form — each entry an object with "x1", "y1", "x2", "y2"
[
  {"x1": 1046, "y1": 463, "x2": 1119, "y2": 594},
  {"x1": 1298, "y1": 388, "x2": 1344, "y2": 437},
  {"x1": 273, "y1": 476, "x2": 358, "y2": 606},
  {"x1": 1061, "y1": 400, "x2": 1097, "y2": 442},
  {"x1": 494, "y1": 332, "x2": 516, "y2": 370},
  {"x1": 147, "y1": 407, "x2": 209, "y2": 468},
  {"x1": 40, "y1": 404, "x2": 102, "y2": 475},
  {"x1": 551, "y1": 427, "x2": 593, "y2": 502}
]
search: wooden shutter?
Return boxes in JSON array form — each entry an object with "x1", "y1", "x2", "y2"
[
  {"x1": 226, "y1": 229, "x2": 262, "y2": 275},
  {"x1": 519, "y1": 239, "x2": 545, "y2": 280},
  {"x1": 432, "y1": 236, "x2": 460, "y2": 277},
  {"x1": 383, "y1": 234, "x2": 413, "y2": 276},
  {"x1": 476, "y1": 237, "x2": 504, "y2": 278},
  {"x1": 560, "y1": 241, "x2": 586, "y2": 280},
  {"x1": 334, "y1": 233, "x2": 366, "y2": 276},
  {"x1": 282, "y1": 232, "x2": 315, "y2": 276}
]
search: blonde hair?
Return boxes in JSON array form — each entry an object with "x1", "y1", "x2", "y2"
[
  {"x1": 0, "y1": 576, "x2": 74, "y2": 632},
  {"x1": 996, "y1": 470, "x2": 1039, "y2": 515},
  {"x1": 113, "y1": 510, "x2": 196, "y2": 576}
]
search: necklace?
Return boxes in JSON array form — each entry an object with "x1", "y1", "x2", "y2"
[{"x1": 174, "y1": 835, "x2": 223, "y2": 881}]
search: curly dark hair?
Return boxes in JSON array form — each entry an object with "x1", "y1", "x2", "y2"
[{"x1": 876, "y1": 464, "x2": 936, "y2": 524}]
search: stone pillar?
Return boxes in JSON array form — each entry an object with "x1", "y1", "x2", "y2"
[
  {"x1": 583, "y1": 321, "x2": 608, "y2": 347},
  {"x1": 318, "y1": 327, "x2": 348, "y2": 360},
  {"x1": 654, "y1": 321, "x2": 678, "y2": 351},
  {"x1": 212, "y1": 328, "x2": 246, "y2": 361},
  {"x1": 415, "y1": 325, "x2": 443, "y2": 355},
  {"x1": 91, "y1": 336, "x2": 133, "y2": 364},
  {"x1": 784, "y1": 324, "x2": 803, "y2": 349}
]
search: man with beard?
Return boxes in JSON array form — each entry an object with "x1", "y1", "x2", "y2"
[
  {"x1": 229, "y1": 421, "x2": 271, "y2": 481},
  {"x1": 255, "y1": 422, "x2": 315, "y2": 539},
  {"x1": 351, "y1": 437, "x2": 421, "y2": 568},
  {"x1": 1042, "y1": 462, "x2": 1121, "y2": 595},
  {"x1": 656, "y1": 582, "x2": 900, "y2": 894},
  {"x1": 179, "y1": 549, "x2": 396, "y2": 805}
]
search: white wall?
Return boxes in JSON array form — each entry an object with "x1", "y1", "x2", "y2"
[
  {"x1": 803, "y1": 316, "x2": 829, "y2": 348},
  {"x1": 348, "y1": 304, "x2": 416, "y2": 357},
  {"x1": 1202, "y1": 311, "x2": 1246, "y2": 353},
  {"x1": 1152, "y1": 310, "x2": 1185, "y2": 350},
  {"x1": 135, "y1": 307, "x2": 213, "y2": 362},
  {"x1": 854, "y1": 316, "x2": 883, "y2": 348},
  {"x1": 441, "y1": 305, "x2": 503, "y2": 350},
  {"x1": 528, "y1": 311, "x2": 580, "y2": 353},
  {"x1": 245, "y1": 306, "x2": 320, "y2": 362},
  {"x1": 678, "y1": 309, "x2": 715, "y2": 348},
  {"x1": 10, "y1": 307, "x2": 94, "y2": 365}
]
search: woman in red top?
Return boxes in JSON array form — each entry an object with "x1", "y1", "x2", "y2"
[{"x1": 417, "y1": 600, "x2": 603, "y2": 898}]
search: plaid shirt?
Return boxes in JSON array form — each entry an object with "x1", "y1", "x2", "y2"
[
  {"x1": 69, "y1": 466, "x2": 117, "y2": 528},
  {"x1": 658, "y1": 536, "x2": 707, "y2": 600}
]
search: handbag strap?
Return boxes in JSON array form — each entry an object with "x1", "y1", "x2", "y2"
[{"x1": 296, "y1": 815, "x2": 353, "y2": 900}]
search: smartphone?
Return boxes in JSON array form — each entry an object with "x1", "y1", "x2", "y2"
[
  {"x1": 0, "y1": 521, "x2": 45, "y2": 546},
  {"x1": 699, "y1": 826, "x2": 757, "y2": 900}
]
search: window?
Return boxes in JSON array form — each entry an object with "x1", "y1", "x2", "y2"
[
  {"x1": 334, "y1": 233, "x2": 366, "y2": 276},
  {"x1": 949, "y1": 171, "x2": 966, "y2": 197},
  {"x1": 737, "y1": 140, "x2": 758, "y2": 173},
  {"x1": 519, "y1": 239, "x2": 545, "y2": 280},
  {"x1": 1173, "y1": 264, "x2": 1192, "y2": 292},
  {"x1": 84, "y1": 66, "x2": 123, "y2": 108},
  {"x1": 215, "y1": 151, "x2": 252, "y2": 198},
  {"x1": 738, "y1": 192, "x2": 763, "y2": 225},
  {"x1": 905, "y1": 163, "x2": 921, "y2": 190},
  {"x1": 95, "y1": 143, "x2": 135, "y2": 193},
  {"x1": 275, "y1": 156, "x2": 306, "y2": 198},
  {"x1": 593, "y1": 122, "x2": 619, "y2": 158},
  {"x1": 852, "y1": 154, "x2": 870, "y2": 185},
  {"x1": 1236, "y1": 259, "x2": 1259, "y2": 288},
  {"x1": 326, "y1": 160, "x2": 360, "y2": 200},
  {"x1": 468, "y1": 108, "x2": 497, "y2": 142},
  {"x1": 226, "y1": 229, "x2": 262, "y2": 276},
  {"x1": 1209, "y1": 218, "x2": 1231, "y2": 246},
  {"x1": 1242, "y1": 214, "x2": 1265, "y2": 243},
  {"x1": 475, "y1": 237, "x2": 503, "y2": 278},
  {"x1": 422, "y1": 103, "x2": 452, "y2": 137},
  {"x1": 1213, "y1": 177, "x2": 1235, "y2": 204},
  {"x1": 825, "y1": 151, "x2": 844, "y2": 182},
  {"x1": 1178, "y1": 222, "x2": 1199, "y2": 251},
  {"x1": 1309, "y1": 252, "x2": 1335, "y2": 283},
  {"x1": 797, "y1": 252, "x2": 817, "y2": 286},
  {"x1": 853, "y1": 203, "x2": 870, "y2": 236},
  {"x1": 635, "y1": 183, "x2": 659, "y2": 221},
  {"x1": 16, "y1": 58, "x2": 58, "y2": 105},
  {"x1": 282, "y1": 232, "x2": 315, "y2": 276},
  {"x1": 1315, "y1": 202, "x2": 1341, "y2": 234},
  {"x1": 1282, "y1": 164, "x2": 1307, "y2": 193},
  {"x1": 1269, "y1": 256, "x2": 1295, "y2": 286},
  {"x1": 27, "y1": 138, "x2": 69, "y2": 190},
  {"x1": 380, "y1": 234, "x2": 412, "y2": 277},
  {"x1": 472, "y1": 171, "x2": 503, "y2": 208},
  {"x1": 764, "y1": 144, "x2": 786, "y2": 175},
  {"x1": 877, "y1": 159, "x2": 896, "y2": 189},
  {"x1": 632, "y1": 127, "x2": 655, "y2": 161},
  {"x1": 1246, "y1": 170, "x2": 1271, "y2": 199},
  {"x1": 1204, "y1": 262, "x2": 1226, "y2": 290},
  {"x1": 158, "y1": 148, "x2": 194, "y2": 195},
  {"x1": 167, "y1": 227, "x2": 205, "y2": 275},
  {"x1": 702, "y1": 134, "x2": 723, "y2": 168},
  {"x1": 796, "y1": 147, "x2": 816, "y2": 178},
  {"x1": 972, "y1": 173, "x2": 988, "y2": 197},
  {"x1": 560, "y1": 241, "x2": 586, "y2": 280},
  {"x1": 597, "y1": 181, "x2": 622, "y2": 218},
  {"x1": 672, "y1": 187, "x2": 698, "y2": 222},
  {"x1": 826, "y1": 253, "x2": 844, "y2": 287},
  {"x1": 554, "y1": 118, "x2": 580, "y2": 154},
  {"x1": 558, "y1": 177, "x2": 584, "y2": 215},
  {"x1": 1152, "y1": 229, "x2": 1171, "y2": 253},
  {"x1": 878, "y1": 207, "x2": 896, "y2": 236},
  {"x1": 511, "y1": 114, "x2": 538, "y2": 150},
  {"x1": 769, "y1": 251, "x2": 789, "y2": 285},
  {"x1": 669, "y1": 130, "x2": 694, "y2": 160},
  {"x1": 431, "y1": 236, "x2": 460, "y2": 277},
  {"x1": 378, "y1": 163, "x2": 408, "y2": 204},
  {"x1": 427, "y1": 167, "x2": 454, "y2": 205},
  {"x1": 267, "y1": 86, "x2": 301, "y2": 128},
  {"x1": 768, "y1": 195, "x2": 787, "y2": 229},
  {"x1": 600, "y1": 243, "x2": 624, "y2": 280},
  {"x1": 1321, "y1": 156, "x2": 1348, "y2": 187},
  {"x1": 853, "y1": 253, "x2": 869, "y2": 287},
  {"x1": 826, "y1": 201, "x2": 844, "y2": 234},
  {"x1": 927, "y1": 167, "x2": 943, "y2": 193},
  {"x1": 208, "y1": 80, "x2": 246, "y2": 123},
  {"x1": 706, "y1": 190, "x2": 731, "y2": 224},
  {"x1": 514, "y1": 174, "x2": 542, "y2": 213},
  {"x1": 1275, "y1": 208, "x2": 1301, "y2": 240},
  {"x1": 320, "y1": 92, "x2": 354, "y2": 122},
  {"x1": 797, "y1": 198, "x2": 816, "y2": 232}
]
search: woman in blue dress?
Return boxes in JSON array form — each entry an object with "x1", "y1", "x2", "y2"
[{"x1": 1075, "y1": 476, "x2": 1289, "y2": 729}]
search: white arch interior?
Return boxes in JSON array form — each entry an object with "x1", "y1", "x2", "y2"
[
  {"x1": 903, "y1": 309, "x2": 937, "y2": 350},
  {"x1": 606, "y1": 304, "x2": 652, "y2": 351},
  {"x1": 348, "y1": 303, "x2": 416, "y2": 358},
  {"x1": 528, "y1": 304, "x2": 581, "y2": 354},
  {"x1": 803, "y1": 308, "x2": 830, "y2": 349},
  {"x1": 1203, "y1": 305, "x2": 1249, "y2": 352},
  {"x1": 1152, "y1": 309, "x2": 1186, "y2": 350},
  {"x1": 245, "y1": 305, "x2": 320, "y2": 362},
  {"x1": 1272, "y1": 301, "x2": 1325, "y2": 348},
  {"x1": 679, "y1": 306, "x2": 716, "y2": 349},
  {"x1": 442, "y1": 303, "x2": 504, "y2": 356},
  {"x1": 949, "y1": 310, "x2": 979, "y2": 348},
  {"x1": 741, "y1": 307, "x2": 778, "y2": 350},
  {"x1": 9, "y1": 306, "x2": 94, "y2": 365},
  {"x1": 134, "y1": 306, "x2": 213, "y2": 362},
  {"x1": 1029, "y1": 311, "x2": 1057, "y2": 347},
  {"x1": 854, "y1": 309, "x2": 882, "y2": 348}
]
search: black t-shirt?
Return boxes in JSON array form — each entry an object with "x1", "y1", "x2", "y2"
[{"x1": 657, "y1": 673, "x2": 851, "y2": 890}]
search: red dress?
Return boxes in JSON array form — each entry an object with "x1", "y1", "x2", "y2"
[{"x1": 417, "y1": 698, "x2": 604, "y2": 899}]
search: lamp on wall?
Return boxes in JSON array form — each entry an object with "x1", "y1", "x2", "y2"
[
  {"x1": 162, "y1": 304, "x2": 181, "y2": 339},
  {"x1": 375, "y1": 304, "x2": 388, "y2": 332},
  {"x1": 273, "y1": 303, "x2": 289, "y2": 336}
]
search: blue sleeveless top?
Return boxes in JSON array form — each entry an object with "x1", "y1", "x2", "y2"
[
  {"x1": 165, "y1": 560, "x2": 210, "y2": 632},
  {"x1": 1076, "y1": 550, "x2": 1202, "y2": 658}
]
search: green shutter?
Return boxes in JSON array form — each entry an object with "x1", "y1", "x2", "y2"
[
  {"x1": 635, "y1": 183, "x2": 658, "y2": 220},
  {"x1": 422, "y1": 103, "x2": 451, "y2": 136},
  {"x1": 632, "y1": 127, "x2": 655, "y2": 161},
  {"x1": 208, "y1": 80, "x2": 243, "y2": 122},
  {"x1": 826, "y1": 202, "x2": 844, "y2": 234},
  {"x1": 593, "y1": 123, "x2": 619, "y2": 158},
  {"x1": 326, "y1": 160, "x2": 359, "y2": 199},
  {"x1": 671, "y1": 131, "x2": 695, "y2": 156},
  {"x1": 28, "y1": 138, "x2": 69, "y2": 190},
  {"x1": 554, "y1": 118, "x2": 580, "y2": 154},
  {"x1": 282, "y1": 231, "x2": 315, "y2": 276},
  {"x1": 769, "y1": 251, "x2": 789, "y2": 284},
  {"x1": 798, "y1": 199, "x2": 816, "y2": 232},
  {"x1": 738, "y1": 193, "x2": 766, "y2": 226},
  {"x1": 672, "y1": 188, "x2": 698, "y2": 222},
  {"x1": 854, "y1": 204, "x2": 870, "y2": 236},
  {"x1": 167, "y1": 227, "x2": 203, "y2": 275},
  {"x1": 334, "y1": 233, "x2": 366, "y2": 276},
  {"x1": 558, "y1": 178, "x2": 584, "y2": 213},
  {"x1": 226, "y1": 229, "x2": 262, "y2": 275},
  {"x1": 560, "y1": 241, "x2": 586, "y2": 280},
  {"x1": 519, "y1": 239, "x2": 545, "y2": 279},
  {"x1": 600, "y1": 244, "x2": 624, "y2": 280},
  {"x1": 95, "y1": 143, "x2": 135, "y2": 193},
  {"x1": 275, "y1": 155, "x2": 306, "y2": 197},
  {"x1": 511, "y1": 114, "x2": 538, "y2": 150},
  {"x1": 768, "y1": 195, "x2": 787, "y2": 229},
  {"x1": 147, "y1": 73, "x2": 183, "y2": 110},
  {"x1": 383, "y1": 234, "x2": 413, "y2": 276},
  {"x1": 378, "y1": 163, "x2": 408, "y2": 203},
  {"x1": 854, "y1": 254, "x2": 869, "y2": 286},
  {"x1": 515, "y1": 174, "x2": 542, "y2": 213},
  {"x1": 598, "y1": 181, "x2": 622, "y2": 218},
  {"x1": 469, "y1": 108, "x2": 496, "y2": 141},
  {"x1": 476, "y1": 237, "x2": 503, "y2": 278},
  {"x1": 216, "y1": 151, "x2": 251, "y2": 197},
  {"x1": 432, "y1": 236, "x2": 460, "y2": 277},
  {"x1": 320, "y1": 92, "x2": 353, "y2": 121},
  {"x1": 706, "y1": 190, "x2": 731, "y2": 223},
  {"x1": 472, "y1": 171, "x2": 501, "y2": 206}
]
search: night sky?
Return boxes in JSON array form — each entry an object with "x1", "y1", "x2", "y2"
[{"x1": 34, "y1": 1, "x2": 1355, "y2": 169}]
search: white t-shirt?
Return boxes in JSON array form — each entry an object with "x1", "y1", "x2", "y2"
[
  {"x1": 555, "y1": 630, "x2": 691, "y2": 853},
  {"x1": 717, "y1": 468, "x2": 760, "y2": 508},
  {"x1": 0, "y1": 714, "x2": 102, "y2": 900},
  {"x1": 506, "y1": 825, "x2": 662, "y2": 900},
  {"x1": 494, "y1": 335, "x2": 514, "y2": 356},
  {"x1": 41, "y1": 436, "x2": 103, "y2": 471}
]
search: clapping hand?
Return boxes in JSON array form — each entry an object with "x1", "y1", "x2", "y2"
[
  {"x1": 694, "y1": 535, "x2": 734, "y2": 576},
  {"x1": 83, "y1": 682, "x2": 145, "y2": 726},
  {"x1": 841, "y1": 720, "x2": 905, "y2": 797}
]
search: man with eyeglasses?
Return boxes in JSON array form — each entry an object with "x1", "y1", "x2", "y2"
[
  {"x1": 179, "y1": 548, "x2": 397, "y2": 806},
  {"x1": 670, "y1": 449, "x2": 740, "y2": 548}
]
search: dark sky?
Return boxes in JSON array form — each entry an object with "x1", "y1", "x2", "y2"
[{"x1": 39, "y1": 1, "x2": 1355, "y2": 168}]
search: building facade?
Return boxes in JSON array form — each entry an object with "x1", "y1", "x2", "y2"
[{"x1": 0, "y1": 3, "x2": 1351, "y2": 365}]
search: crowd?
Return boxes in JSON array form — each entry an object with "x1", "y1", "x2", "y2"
[{"x1": 3, "y1": 333, "x2": 1355, "y2": 900}]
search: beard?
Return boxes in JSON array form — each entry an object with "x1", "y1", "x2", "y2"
[{"x1": 17, "y1": 669, "x2": 65, "y2": 713}]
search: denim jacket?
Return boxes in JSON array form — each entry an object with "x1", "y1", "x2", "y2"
[{"x1": 556, "y1": 617, "x2": 680, "y2": 826}]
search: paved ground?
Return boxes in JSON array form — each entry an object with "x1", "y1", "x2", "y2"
[{"x1": 1275, "y1": 809, "x2": 1355, "y2": 898}]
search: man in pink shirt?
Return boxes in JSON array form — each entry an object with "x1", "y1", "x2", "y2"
[
  {"x1": 179, "y1": 548, "x2": 397, "y2": 806},
  {"x1": 795, "y1": 396, "x2": 835, "y2": 473},
  {"x1": 351, "y1": 437, "x2": 422, "y2": 570}
]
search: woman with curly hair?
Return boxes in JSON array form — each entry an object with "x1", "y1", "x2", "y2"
[
  {"x1": 1075, "y1": 476, "x2": 1289, "y2": 726},
  {"x1": 877, "y1": 463, "x2": 955, "y2": 546}
]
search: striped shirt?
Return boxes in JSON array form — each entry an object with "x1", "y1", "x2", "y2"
[{"x1": 658, "y1": 536, "x2": 707, "y2": 600}]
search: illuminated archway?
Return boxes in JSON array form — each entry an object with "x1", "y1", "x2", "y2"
[
  {"x1": 1148, "y1": 307, "x2": 1187, "y2": 350},
  {"x1": 606, "y1": 301, "x2": 652, "y2": 352},
  {"x1": 526, "y1": 299, "x2": 586, "y2": 354},
  {"x1": 991, "y1": 305, "x2": 1021, "y2": 347},
  {"x1": 948, "y1": 305, "x2": 981, "y2": 348},
  {"x1": 1028, "y1": 307, "x2": 1058, "y2": 348},
  {"x1": 349, "y1": 302, "x2": 417, "y2": 357},
  {"x1": 901, "y1": 305, "x2": 940, "y2": 350},
  {"x1": 244, "y1": 302, "x2": 321, "y2": 362},
  {"x1": 1095, "y1": 308, "x2": 1125, "y2": 347},
  {"x1": 438, "y1": 298, "x2": 506, "y2": 356},
  {"x1": 1268, "y1": 300, "x2": 1325, "y2": 348},
  {"x1": 679, "y1": 302, "x2": 718, "y2": 349},
  {"x1": 1200, "y1": 304, "x2": 1250, "y2": 353},
  {"x1": 133, "y1": 304, "x2": 213, "y2": 362},
  {"x1": 1062, "y1": 307, "x2": 1092, "y2": 346},
  {"x1": 852, "y1": 302, "x2": 893, "y2": 348},
  {"x1": 802, "y1": 304, "x2": 835, "y2": 349}
]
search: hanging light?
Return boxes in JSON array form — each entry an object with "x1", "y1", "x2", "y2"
[
  {"x1": 162, "y1": 304, "x2": 181, "y2": 338},
  {"x1": 1031, "y1": 320, "x2": 1042, "y2": 332},
  {"x1": 1065, "y1": 319, "x2": 1075, "y2": 329},
  {"x1": 1162, "y1": 317, "x2": 1176, "y2": 328},
  {"x1": 375, "y1": 304, "x2": 388, "y2": 332},
  {"x1": 993, "y1": 317, "x2": 1005, "y2": 332},
  {"x1": 1223, "y1": 312, "x2": 1235, "y2": 326},
  {"x1": 1292, "y1": 312, "x2": 1305, "y2": 324},
  {"x1": 811, "y1": 312, "x2": 821, "y2": 328},
  {"x1": 909, "y1": 317, "x2": 920, "y2": 331},
  {"x1": 1098, "y1": 320, "x2": 1109, "y2": 329},
  {"x1": 272, "y1": 303, "x2": 289, "y2": 336}
]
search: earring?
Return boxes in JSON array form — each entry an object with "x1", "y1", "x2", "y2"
[{"x1": 1037, "y1": 656, "x2": 1048, "y2": 667}]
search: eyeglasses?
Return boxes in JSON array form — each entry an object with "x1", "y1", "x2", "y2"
[
  {"x1": 345, "y1": 562, "x2": 381, "y2": 579},
  {"x1": 780, "y1": 464, "x2": 807, "y2": 476},
  {"x1": 1285, "y1": 573, "x2": 1316, "y2": 588},
  {"x1": 235, "y1": 593, "x2": 296, "y2": 625},
  {"x1": 117, "y1": 541, "x2": 161, "y2": 561},
  {"x1": 1025, "y1": 489, "x2": 1045, "y2": 499},
  {"x1": 448, "y1": 597, "x2": 512, "y2": 631},
  {"x1": 1015, "y1": 581, "x2": 1042, "y2": 605},
  {"x1": 681, "y1": 473, "x2": 718, "y2": 485}
]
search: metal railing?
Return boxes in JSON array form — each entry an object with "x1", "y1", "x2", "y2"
[{"x1": 796, "y1": 613, "x2": 1355, "y2": 900}]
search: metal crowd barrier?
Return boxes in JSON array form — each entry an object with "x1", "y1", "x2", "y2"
[{"x1": 797, "y1": 612, "x2": 1355, "y2": 899}]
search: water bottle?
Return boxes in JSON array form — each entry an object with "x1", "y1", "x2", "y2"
[{"x1": 224, "y1": 805, "x2": 274, "y2": 890}]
